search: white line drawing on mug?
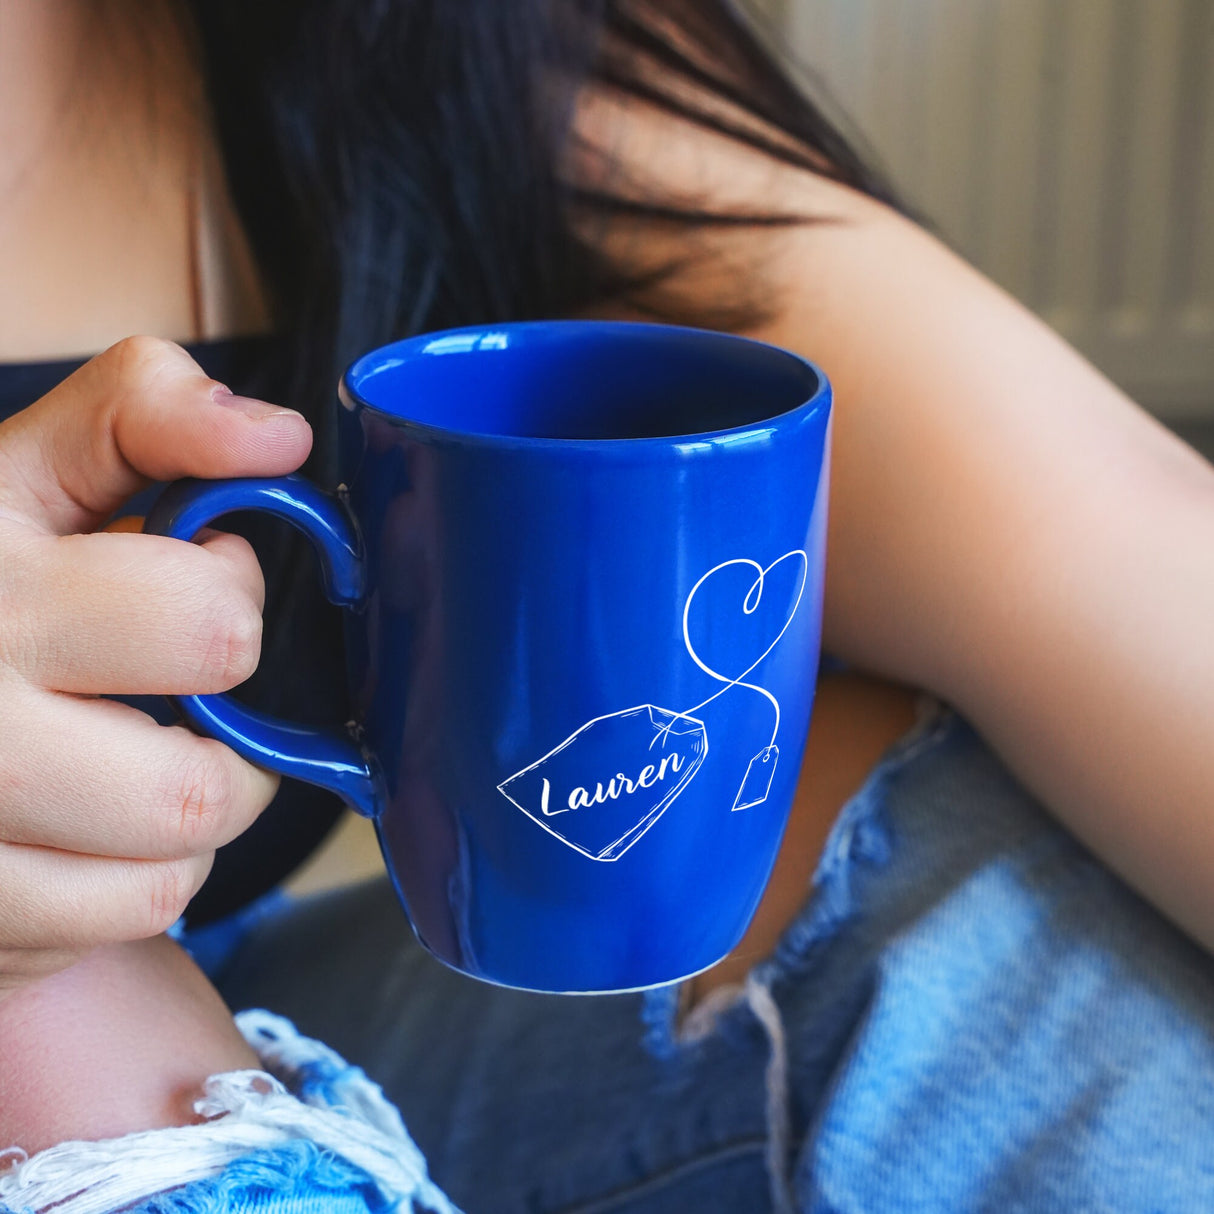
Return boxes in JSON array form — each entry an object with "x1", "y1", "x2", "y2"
[
  {"x1": 497, "y1": 549, "x2": 808, "y2": 858},
  {"x1": 497, "y1": 705, "x2": 708, "y2": 861},
  {"x1": 656, "y1": 551, "x2": 808, "y2": 809}
]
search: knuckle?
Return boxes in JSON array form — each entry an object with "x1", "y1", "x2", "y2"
[
  {"x1": 161, "y1": 750, "x2": 233, "y2": 853},
  {"x1": 143, "y1": 859, "x2": 199, "y2": 936},
  {"x1": 103, "y1": 335, "x2": 185, "y2": 387},
  {"x1": 203, "y1": 532, "x2": 267, "y2": 609},
  {"x1": 0, "y1": 615, "x2": 39, "y2": 680},
  {"x1": 0, "y1": 541, "x2": 45, "y2": 677},
  {"x1": 223, "y1": 598, "x2": 264, "y2": 685},
  {"x1": 191, "y1": 592, "x2": 263, "y2": 689},
  {"x1": 0, "y1": 742, "x2": 28, "y2": 815},
  {"x1": 229, "y1": 535, "x2": 265, "y2": 592}
]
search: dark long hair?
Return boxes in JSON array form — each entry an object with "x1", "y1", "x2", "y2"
[
  {"x1": 182, "y1": 0, "x2": 899, "y2": 917},
  {"x1": 191, "y1": 0, "x2": 897, "y2": 464}
]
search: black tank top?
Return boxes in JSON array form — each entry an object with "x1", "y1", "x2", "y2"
[{"x1": 0, "y1": 338, "x2": 346, "y2": 925}]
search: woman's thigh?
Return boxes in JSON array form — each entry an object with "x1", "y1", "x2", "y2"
[
  {"x1": 217, "y1": 710, "x2": 1214, "y2": 1214},
  {"x1": 216, "y1": 874, "x2": 777, "y2": 1214}
]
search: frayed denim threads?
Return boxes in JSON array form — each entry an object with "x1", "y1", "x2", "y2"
[
  {"x1": 0, "y1": 1013, "x2": 457, "y2": 1214},
  {"x1": 128, "y1": 1143, "x2": 383, "y2": 1214},
  {"x1": 636, "y1": 699, "x2": 947, "y2": 1213}
]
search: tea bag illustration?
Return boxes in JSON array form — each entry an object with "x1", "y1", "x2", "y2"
[
  {"x1": 499, "y1": 549, "x2": 808, "y2": 858},
  {"x1": 497, "y1": 705, "x2": 708, "y2": 861},
  {"x1": 733, "y1": 744, "x2": 779, "y2": 811}
]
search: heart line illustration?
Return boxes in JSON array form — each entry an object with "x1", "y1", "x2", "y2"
[
  {"x1": 655, "y1": 549, "x2": 809, "y2": 753},
  {"x1": 497, "y1": 548, "x2": 810, "y2": 858}
]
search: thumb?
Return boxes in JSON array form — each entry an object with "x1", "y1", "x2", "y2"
[{"x1": 0, "y1": 336, "x2": 313, "y2": 534}]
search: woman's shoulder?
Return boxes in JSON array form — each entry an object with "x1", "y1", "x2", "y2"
[{"x1": 584, "y1": 100, "x2": 1214, "y2": 959}]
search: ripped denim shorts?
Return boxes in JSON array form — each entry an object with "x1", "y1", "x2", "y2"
[
  {"x1": 0, "y1": 1011, "x2": 455, "y2": 1214},
  {"x1": 9, "y1": 706, "x2": 1214, "y2": 1213}
]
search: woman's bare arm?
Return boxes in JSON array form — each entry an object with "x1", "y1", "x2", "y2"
[
  {"x1": 756, "y1": 179, "x2": 1214, "y2": 948},
  {"x1": 582, "y1": 96, "x2": 1214, "y2": 949}
]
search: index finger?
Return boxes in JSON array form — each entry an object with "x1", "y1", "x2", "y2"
[{"x1": 0, "y1": 336, "x2": 312, "y2": 535}]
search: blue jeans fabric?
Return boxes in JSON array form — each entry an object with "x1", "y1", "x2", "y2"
[
  {"x1": 125, "y1": 1144, "x2": 390, "y2": 1214},
  {"x1": 0, "y1": 1010, "x2": 457, "y2": 1214},
  {"x1": 3, "y1": 1146, "x2": 387, "y2": 1214},
  {"x1": 214, "y1": 707, "x2": 1214, "y2": 1213}
]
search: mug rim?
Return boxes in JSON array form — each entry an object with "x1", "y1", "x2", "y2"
[{"x1": 339, "y1": 319, "x2": 831, "y2": 451}]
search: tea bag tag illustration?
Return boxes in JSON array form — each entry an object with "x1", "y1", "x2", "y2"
[
  {"x1": 497, "y1": 705, "x2": 707, "y2": 861},
  {"x1": 733, "y1": 744, "x2": 779, "y2": 811},
  {"x1": 499, "y1": 549, "x2": 808, "y2": 857}
]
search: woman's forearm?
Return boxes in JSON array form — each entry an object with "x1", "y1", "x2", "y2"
[
  {"x1": 951, "y1": 487, "x2": 1214, "y2": 950},
  {"x1": 752, "y1": 176, "x2": 1214, "y2": 950}
]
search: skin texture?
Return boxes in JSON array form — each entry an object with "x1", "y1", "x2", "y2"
[
  {"x1": 578, "y1": 89, "x2": 1214, "y2": 959},
  {"x1": 0, "y1": 1, "x2": 300, "y2": 1151},
  {"x1": 758, "y1": 184, "x2": 1214, "y2": 956},
  {"x1": 0, "y1": 936, "x2": 259, "y2": 1156},
  {"x1": 0, "y1": 340, "x2": 312, "y2": 992},
  {"x1": 4, "y1": 0, "x2": 1214, "y2": 1157},
  {"x1": 0, "y1": 3, "x2": 306, "y2": 1000}
]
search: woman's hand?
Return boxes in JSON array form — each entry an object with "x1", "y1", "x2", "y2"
[{"x1": 0, "y1": 336, "x2": 312, "y2": 1001}]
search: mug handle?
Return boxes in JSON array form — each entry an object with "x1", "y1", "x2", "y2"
[{"x1": 143, "y1": 474, "x2": 381, "y2": 818}]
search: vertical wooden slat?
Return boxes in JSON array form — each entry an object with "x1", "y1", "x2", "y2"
[
  {"x1": 921, "y1": 0, "x2": 986, "y2": 259},
  {"x1": 881, "y1": 2, "x2": 932, "y2": 202},
  {"x1": 806, "y1": 0, "x2": 852, "y2": 129},
  {"x1": 845, "y1": 0, "x2": 883, "y2": 163},
  {"x1": 1024, "y1": 3, "x2": 1065, "y2": 313},
  {"x1": 1045, "y1": 0, "x2": 1119, "y2": 331},
  {"x1": 1184, "y1": 1, "x2": 1214, "y2": 326},
  {"x1": 1113, "y1": 0, "x2": 1186, "y2": 328},
  {"x1": 982, "y1": 0, "x2": 1051, "y2": 302},
  {"x1": 786, "y1": 0, "x2": 827, "y2": 83},
  {"x1": 787, "y1": 0, "x2": 854, "y2": 130},
  {"x1": 1156, "y1": 0, "x2": 1205, "y2": 314},
  {"x1": 775, "y1": 0, "x2": 1214, "y2": 416},
  {"x1": 787, "y1": 0, "x2": 898, "y2": 188}
]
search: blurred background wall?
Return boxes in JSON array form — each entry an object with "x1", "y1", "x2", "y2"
[{"x1": 755, "y1": 0, "x2": 1214, "y2": 426}]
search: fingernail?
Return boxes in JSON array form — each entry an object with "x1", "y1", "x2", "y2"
[{"x1": 211, "y1": 384, "x2": 301, "y2": 421}]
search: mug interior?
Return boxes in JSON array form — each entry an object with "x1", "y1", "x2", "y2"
[{"x1": 344, "y1": 322, "x2": 821, "y2": 441}]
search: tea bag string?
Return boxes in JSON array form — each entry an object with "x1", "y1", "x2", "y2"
[{"x1": 652, "y1": 550, "x2": 808, "y2": 752}]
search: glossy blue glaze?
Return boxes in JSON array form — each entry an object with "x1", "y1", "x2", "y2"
[
  {"x1": 144, "y1": 476, "x2": 380, "y2": 818},
  {"x1": 149, "y1": 321, "x2": 831, "y2": 993}
]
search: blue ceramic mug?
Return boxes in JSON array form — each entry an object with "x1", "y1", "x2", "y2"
[{"x1": 146, "y1": 321, "x2": 832, "y2": 992}]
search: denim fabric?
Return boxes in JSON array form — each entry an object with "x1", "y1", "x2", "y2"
[
  {"x1": 2, "y1": 1147, "x2": 382, "y2": 1214},
  {"x1": 0, "y1": 1013, "x2": 457, "y2": 1214},
  {"x1": 125, "y1": 1144, "x2": 387, "y2": 1214},
  {"x1": 172, "y1": 888, "x2": 294, "y2": 981},
  {"x1": 217, "y1": 708, "x2": 1214, "y2": 1213}
]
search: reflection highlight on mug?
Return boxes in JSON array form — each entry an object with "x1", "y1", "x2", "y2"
[{"x1": 497, "y1": 549, "x2": 808, "y2": 860}]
